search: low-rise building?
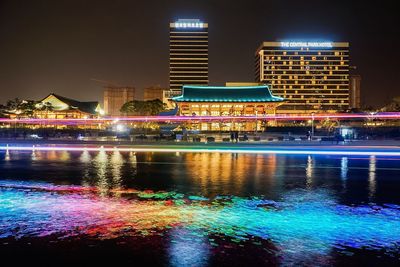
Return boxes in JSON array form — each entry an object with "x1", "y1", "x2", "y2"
[
  {"x1": 172, "y1": 84, "x2": 283, "y2": 131},
  {"x1": 35, "y1": 93, "x2": 102, "y2": 119}
]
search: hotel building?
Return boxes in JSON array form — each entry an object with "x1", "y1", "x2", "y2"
[
  {"x1": 169, "y1": 19, "x2": 208, "y2": 96},
  {"x1": 256, "y1": 41, "x2": 350, "y2": 114},
  {"x1": 172, "y1": 83, "x2": 283, "y2": 131}
]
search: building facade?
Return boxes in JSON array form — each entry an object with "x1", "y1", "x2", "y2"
[
  {"x1": 256, "y1": 41, "x2": 350, "y2": 114},
  {"x1": 172, "y1": 84, "x2": 283, "y2": 131},
  {"x1": 169, "y1": 19, "x2": 208, "y2": 96},
  {"x1": 349, "y1": 74, "x2": 361, "y2": 109},
  {"x1": 35, "y1": 93, "x2": 102, "y2": 119},
  {"x1": 143, "y1": 86, "x2": 164, "y2": 101},
  {"x1": 103, "y1": 86, "x2": 135, "y2": 116}
]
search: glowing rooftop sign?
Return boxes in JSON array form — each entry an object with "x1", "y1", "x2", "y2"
[
  {"x1": 281, "y1": 42, "x2": 333, "y2": 48},
  {"x1": 174, "y1": 19, "x2": 204, "y2": 28}
]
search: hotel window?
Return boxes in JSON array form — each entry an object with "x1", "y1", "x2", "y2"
[{"x1": 201, "y1": 105, "x2": 209, "y2": 108}]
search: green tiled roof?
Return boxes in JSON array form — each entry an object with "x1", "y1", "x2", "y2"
[{"x1": 172, "y1": 85, "x2": 284, "y2": 103}]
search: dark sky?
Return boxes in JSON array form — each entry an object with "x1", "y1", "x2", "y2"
[{"x1": 0, "y1": 0, "x2": 399, "y2": 107}]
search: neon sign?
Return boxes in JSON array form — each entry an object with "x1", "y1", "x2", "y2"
[
  {"x1": 281, "y1": 42, "x2": 333, "y2": 48},
  {"x1": 174, "y1": 19, "x2": 204, "y2": 28}
]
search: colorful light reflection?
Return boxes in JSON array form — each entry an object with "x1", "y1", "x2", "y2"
[{"x1": 1, "y1": 180, "x2": 400, "y2": 264}]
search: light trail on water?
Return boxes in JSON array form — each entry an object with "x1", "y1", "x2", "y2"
[
  {"x1": 0, "y1": 112, "x2": 400, "y2": 124},
  {"x1": 1, "y1": 145, "x2": 400, "y2": 156}
]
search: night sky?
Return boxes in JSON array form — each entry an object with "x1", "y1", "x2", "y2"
[{"x1": 0, "y1": 0, "x2": 399, "y2": 107}]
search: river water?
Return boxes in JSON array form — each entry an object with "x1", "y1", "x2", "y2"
[{"x1": 1, "y1": 150, "x2": 400, "y2": 266}]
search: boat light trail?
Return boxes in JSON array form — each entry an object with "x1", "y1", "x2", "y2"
[
  {"x1": 1, "y1": 145, "x2": 400, "y2": 156},
  {"x1": 1, "y1": 112, "x2": 400, "y2": 124}
]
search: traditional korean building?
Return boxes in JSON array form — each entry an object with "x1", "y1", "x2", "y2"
[
  {"x1": 172, "y1": 84, "x2": 284, "y2": 131},
  {"x1": 35, "y1": 93, "x2": 103, "y2": 119}
]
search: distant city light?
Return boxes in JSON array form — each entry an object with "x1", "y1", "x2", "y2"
[
  {"x1": 115, "y1": 124, "x2": 126, "y2": 132},
  {"x1": 280, "y1": 42, "x2": 333, "y2": 48}
]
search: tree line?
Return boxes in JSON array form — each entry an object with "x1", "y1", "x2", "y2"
[
  {"x1": 120, "y1": 99, "x2": 166, "y2": 115},
  {"x1": 0, "y1": 98, "x2": 54, "y2": 118}
]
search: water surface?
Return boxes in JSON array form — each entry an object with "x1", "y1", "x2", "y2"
[{"x1": 1, "y1": 150, "x2": 400, "y2": 266}]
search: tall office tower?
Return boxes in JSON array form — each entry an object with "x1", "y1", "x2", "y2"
[
  {"x1": 349, "y1": 74, "x2": 361, "y2": 109},
  {"x1": 256, "y1": 41, "x2": 350, "y2": 114},
  {"x1": 169, "y1": 19, "x2": 208, "y2": 96},
  {"x1": 103, "y1": 87, "x2": 135, "y2": 116}
]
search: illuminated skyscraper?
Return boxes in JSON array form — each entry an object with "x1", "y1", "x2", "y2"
[
  {"x1": 169, "y1": 19, "x2": 208, "y2": 96},
  {"x1": 256, "y1": 41, "x2": 350, "y2": 114}
]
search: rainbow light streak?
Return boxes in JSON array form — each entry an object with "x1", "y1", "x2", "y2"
[
  {"x1": 1, "y1": 181, "x2": 400, "y2": 263},
  {"x1": 1, "y1": 145, "x2": 400, "y2": 156},
  {"x1": 1, "y1": 112, "x2": 400, "y2": 124}
]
